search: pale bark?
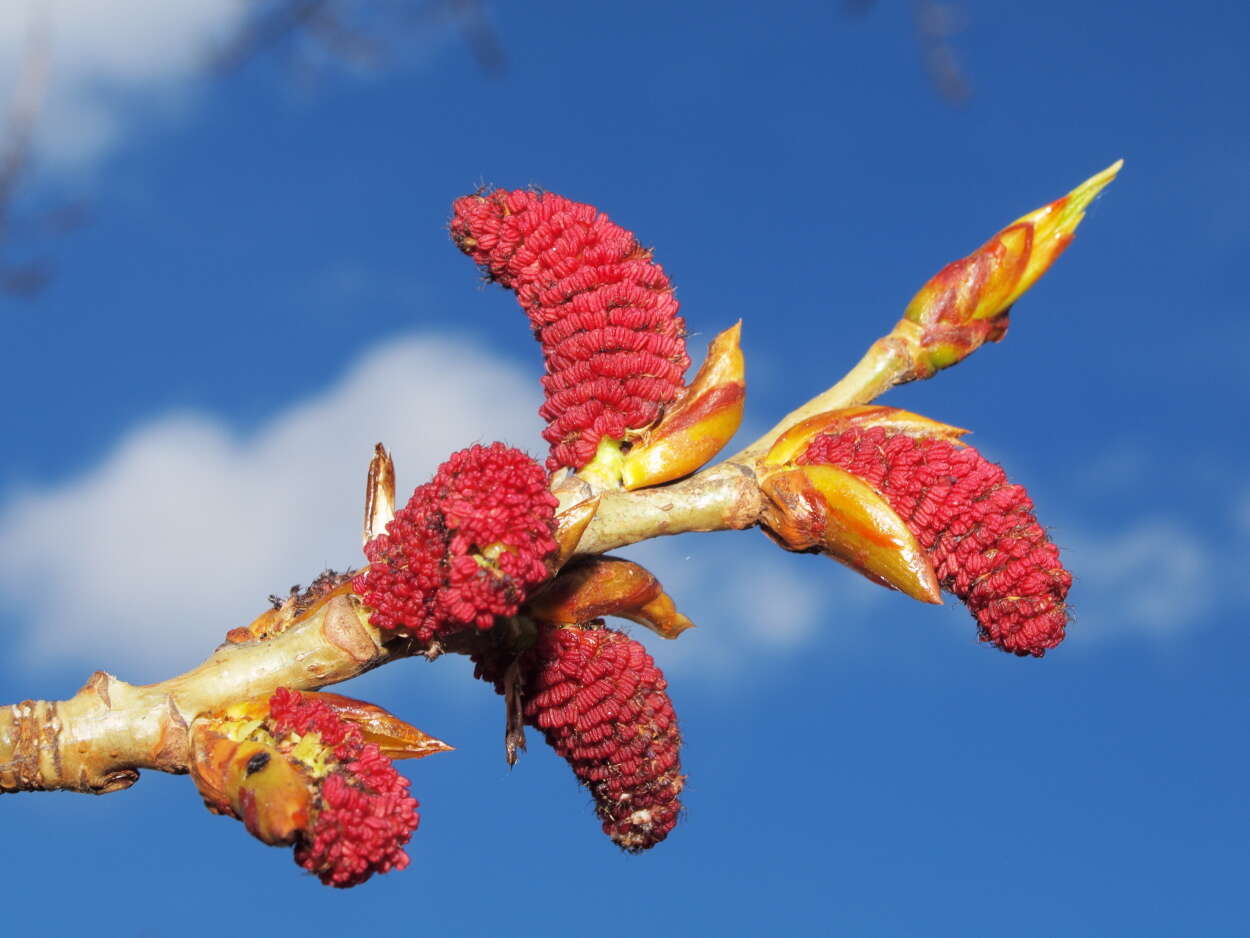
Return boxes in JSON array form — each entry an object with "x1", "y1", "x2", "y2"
[{"x1": 0, "y1": 323, "x2": 922, "y2": 796}]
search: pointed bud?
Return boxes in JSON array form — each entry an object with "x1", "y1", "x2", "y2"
[
  {"x1": 552, "y1": 496, "x2": 600, "y2": 567},
  {"x1": 901, "y1": 160, "x2": 1121, "y2": 376},
  {"x1": 621, "y1": 322, "x2": 746, "y2": 489},
  {"x1": 363, "y1": 443, "x2": 396, "y2": 547},
  {"x1": 763, "y1": 405, "x2": 968, "y2": 469},
  {"x1": 526, "y1": 555, "x2": 695, "y2": 639},
  {"x1": 294, "y1": 691, "x2": 453, "y2": 760},
  {"x1": 760, "y1": 464, "x2": 941, "y2": 604}
]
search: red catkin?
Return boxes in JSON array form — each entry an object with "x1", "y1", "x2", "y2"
[
  {"x1": 450, "y1": 189, "x2": 690, "y2": 472},
  {"x1": 268, "y1": 688, "x2": 419, "y2": 888},
  {"x1": 800, "y1": 427, "x2": 1071, "y2": 657},
  {"x1": 354, "y1": 443, "x2": 559, "y2": 641},
  {"x1": 475, "y1": 624, "x2": 684, "y2": 850}
]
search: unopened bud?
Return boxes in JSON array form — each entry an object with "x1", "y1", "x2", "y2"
[
  {"x1": 760, "y1": 464, "x2": 940, "y2": 604},
  {"x1": 363, "y1": 443, "x2": 396, "y2": 547},
  {"x1": 526, "y1": 555, "x2": 694, "y2": 639},
  {"x1": 621, "y1": 322, "x2": 746, "y2": 489},
  {"x1": 901, "y1": 160, "x2": 1121, "y2": 376},
  {"x1": 551, "y1": 496, "x2": 601, "y2": 567}
]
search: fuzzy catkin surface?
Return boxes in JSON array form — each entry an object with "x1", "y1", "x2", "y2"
[
  {"x1": 476, "y1": 624, "x2": 684, "y2": 850},
  {"x1": 269, "y1": 689, "x2": 418, "y2": 888},
  {"x1": 355, "y1": 443, "x2": 558, "y2": 640},
  {"x1": 451, "y1": 189, "x2": 690, "y2": 472},
  {"x1": 801, "y1": 427, "x2": 1071, "y2": 657}
]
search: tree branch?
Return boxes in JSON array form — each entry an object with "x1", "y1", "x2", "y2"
[
  {"x1": 0, "y1": 322, "x2": 907, "y2": 795},
  {"x1": 0, "y1": 163, "x2": 1119, "y2": 817}
]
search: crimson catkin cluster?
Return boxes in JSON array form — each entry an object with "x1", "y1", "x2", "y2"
[
  {"x1": 451, "y1": 189, "x2": 690, "y2": 472},
  {"x1": 476, "y1": 624, "x2": 684, "y2": 850},
  {"x1": 800, "y1": 427, "x2": 1071, "y2": 656},
  {"x1": 354, "y1": 443, "x2": 558, "y2": 641},
  {"x1": 268, "y1": 688, "x2": 419, "y2": 888}
]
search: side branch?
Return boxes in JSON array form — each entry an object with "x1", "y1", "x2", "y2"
[
  {"x1": 0, "y1": 313, "x2": 1017, "y2": 796},
  {"x1": 1, "y1": 164, "x2": 1118, "y2": 799},
  {"x1": 569, "y1": 328, "x2": 917, "y2": 554},
  {"x1": 0, "y1": 593, "x2": 394, "y2": 794}
]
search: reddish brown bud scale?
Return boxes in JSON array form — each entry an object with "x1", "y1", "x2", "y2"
[
  {"x1": 451, "y1": 189, "x2": 690, "y2": 471},
  {"x1": 899, "y1": 161, "x2": 1122, "y2": 376},
  {"x1": 799, "y1": 428, "x2": 1071, "y2": 656},
  {"x1": 476, "y1": 624, "x2": 684, "y2": 850},
  {"x1": 355, "y1": 443, "x2": 559, "y2": 641}
]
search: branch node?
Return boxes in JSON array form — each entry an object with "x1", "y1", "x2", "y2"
[{"x1": 320, "y1": 595, "x2": 382, "y2": 664}]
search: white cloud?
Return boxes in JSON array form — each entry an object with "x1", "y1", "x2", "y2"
[
  {"x1": 0, "y1": 334, "x2": 544, "y2": 678},
  {"x1": 1, "y1": 0, "x2": 253, "y2": 167},
  {"x1": 5, "y1": 333, "x2": 1241, "y2": 687},
  {"x1": 1062, "y1": 519, "x2": 1212, "y2": 640},
  {"x1": 621, "y1": 533, "x2": 883, "y2": 681}
]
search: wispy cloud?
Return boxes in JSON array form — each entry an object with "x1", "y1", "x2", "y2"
[
  {"x1": 1063, "y1": 520, "x2": 1212, "y2": 639},
  {"x1": 4, "y1": 349, "x2": 1241, "y2": 687},
  {"x1": 1046, "y1": 442, "x2": 1249, "y2": 645},
  {"x1": 622, "y1": 533, "x2": 886, "y2": 681},
  {"x1": 1, "y1": 0, "x2": 251, "y2": 168},
  {"x1": 0, "y1": 334, "x2": 543, "y2": 678}
]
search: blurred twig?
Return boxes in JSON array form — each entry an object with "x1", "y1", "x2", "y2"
[
  {"x1": 911, "y1": 0, "x2": 971, "y2": 104},
  {"x1": 845, "y1": 0, "x2": 971, "y2": 104},
  {"x1": 0, "y1": 17, "x2": 53, "y2": 296},
  {"x1": 1, "y1": 1, "x2": 504, "y2": 299},
  {"x1": 422, "y1": 0, "x2": 506, "y2": 75},
  {"x1": 214, "y1": 0, "x2": 505, "y2": 77}
]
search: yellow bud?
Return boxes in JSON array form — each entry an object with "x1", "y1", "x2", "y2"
[
  {"x1": 621, "y1": 322, "x2": 745, "y2": 489},
  {"x1": 299, "y1": 691, "x2": 453, "y2": 760},
  {"x1": 759, "y1": 465, "x2": 940, "y2": 604},
  {"x1": 552, "y1": 495, "x2": 601, "y2": 566},
  {"x1": 527, "y1": 555, "x2": 695, "y2": 639},
  {"x1": 189, "y1": 729, "x2": 312, "y2": 846},
  {"x1": 764, "y1": 405, "x2": 968, "y2": 469},
  {"x1": 901, "y1": 160, "x2": 1121, "y2": 375},
  {"x1": 363, "y1": 442, "x2": 396, "y2": 546}
]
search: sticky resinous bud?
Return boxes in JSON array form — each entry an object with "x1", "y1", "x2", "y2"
[
  {"x1": 620, "y1": 322, "x2": 745, "y2": 489},
  {"x1": 898, "y1": 160, "x2": 1121, "y2": 377},
  {"x1": 189, "y1": 689, "x2": 448, "y2": 887},
  {"x1": 363, "y1": 442, "x2": 396, "y2": 547},
  {"x1": 526, "y1": 554, "x2": 695, "y2": 639},
  {"x1": 757, "y1": 406, "x2": 969, "y2": 604}
]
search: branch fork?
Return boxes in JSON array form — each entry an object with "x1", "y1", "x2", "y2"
[{"x1": 1, "y1": 162, "x2": 1119, "y2": 885}]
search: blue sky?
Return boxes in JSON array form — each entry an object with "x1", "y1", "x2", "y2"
[{"x1": 1, "y1": 1, "x2": 1247, "y2": 935}]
